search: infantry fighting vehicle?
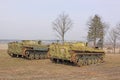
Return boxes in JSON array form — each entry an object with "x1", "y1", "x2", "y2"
[
  {"x1": 48, "y1": 42, "x2": 105, "y2": 66},
  {"x1": 8, "y1": 40, "x2": 49, "y2": 59}
]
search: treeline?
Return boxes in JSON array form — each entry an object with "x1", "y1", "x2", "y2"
[{"x1": 52, "y1": 12, "x2": 120, "y2": 53}]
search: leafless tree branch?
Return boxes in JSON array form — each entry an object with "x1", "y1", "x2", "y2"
[{"x1": 52, "y1": 13, "x2": 73, "y2": 43}]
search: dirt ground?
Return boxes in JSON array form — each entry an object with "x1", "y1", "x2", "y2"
[{"x1": 0, "y1": 44, "x2": 120, "y2": 80}]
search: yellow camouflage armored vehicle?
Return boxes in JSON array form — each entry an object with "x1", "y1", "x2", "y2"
[
  {"x1": 48, "y1": 42, "x2": 105, "y2": 66},
  {"x1": 8, "y1": 40, "x2": 49, "y2": 59}
]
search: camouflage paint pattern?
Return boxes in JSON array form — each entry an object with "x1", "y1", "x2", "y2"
[{"x1": 49, "y1": 42, "x2": 105, "y2": 66}]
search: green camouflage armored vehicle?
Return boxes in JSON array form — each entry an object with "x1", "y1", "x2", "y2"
[
  {"x1": 8, "y1": 40, "x2": 49, "y2": 59},
  {"x1": 48, "y1": 42, "x2": 105, "y2": 66}
]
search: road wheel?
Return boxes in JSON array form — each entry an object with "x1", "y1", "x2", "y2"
[
  {"x1": 94, "y1": 57, "x2": 98, "y2": 64},
  {"x1": 10, "y1": 53, "x2": 14, "y2": 57},
  {"x1": 40, "y1": 54, "x2": 44, "y2": 59},
  {"x1": 16, "y1": 54, "x2": 19, "y2": 58},
  {"x1": 29, "y1": 53, "x2": 35, "y2": 60},
  {"x1": 90, "y1": 57, "x2": 93, "y2": 64},
  {"x1": 56, "y1": 59, "x2": 59, "y2": 63},
  {"x1": 25, "y1": 51, "x2": 30, "y2": 59},
  {"x1": 83, "y1": 57, "x2": 88, "y2": 66},
  {"x1": 87, "y1": 58, "x2": 91, "y2": 65},
  {"x1": 91, "y1": 58, "x2": 94, "y2": 64},
  {"x1": 35, "y1": 53, "x2": 40, "y2": 59},
  {"x1": 77, "y1": 58, "x2": 83, "y2": 67},
  {"x1": 93, "y1": 57, "x2": 96, "y2": 64}
]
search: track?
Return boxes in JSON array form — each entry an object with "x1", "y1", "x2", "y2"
[
  {"x1": 25, "y1": 50, "x2": 48, "y2": 59},
  {"x1": 50, "y1": 53, "x2": 104, "y2": 67}
]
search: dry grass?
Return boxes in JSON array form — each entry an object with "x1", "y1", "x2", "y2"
[
  {"x1": 0, "y1": 43, "x2": 8, "y2": 50},
  {"x1": 0, "y1": 44, "x2": 120, "y2": 80}
]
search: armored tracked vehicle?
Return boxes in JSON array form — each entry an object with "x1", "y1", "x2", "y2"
[
  {"x1": 48, "y1": 42, "x2": 105, "y2": 66},
  {"x1": 8, "y1": 40, "x2": 49, "y2": 59}
]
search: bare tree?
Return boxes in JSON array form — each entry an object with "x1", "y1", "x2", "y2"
[
  {"x1": 116, "y1": 24, "x2": 120, "y2": 54},
  {"x1": 116, "y1": 24, "x2": 120, "y2": 38},
  {"x1": 108, "y1": 28, "x2": 118, "y2": 54},
  {"x1": 52, "y1": 13, "x2": 73, "y2": 43}
]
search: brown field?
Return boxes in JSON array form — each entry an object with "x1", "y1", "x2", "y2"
[{"x1": 0, "y1": 44, "x2": 120, "y2": 80}]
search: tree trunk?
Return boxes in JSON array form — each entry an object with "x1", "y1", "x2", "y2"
[
  {"x1": 94, "y1": 38, "x2": 96, "y2": 48},
  {"x1": 113, "y1": 39, "x2": 116, "y2": 54},
  {"x1": 62, "y1": 34, "x2": 64, "y2": 44},
  {"x1": 101, "y1": 37, "x2": 104, "y2": 49}
]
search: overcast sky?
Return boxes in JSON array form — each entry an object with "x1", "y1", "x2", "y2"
[{"x1": 0, "y1": 0, "x2": 120, "y2": 40}]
